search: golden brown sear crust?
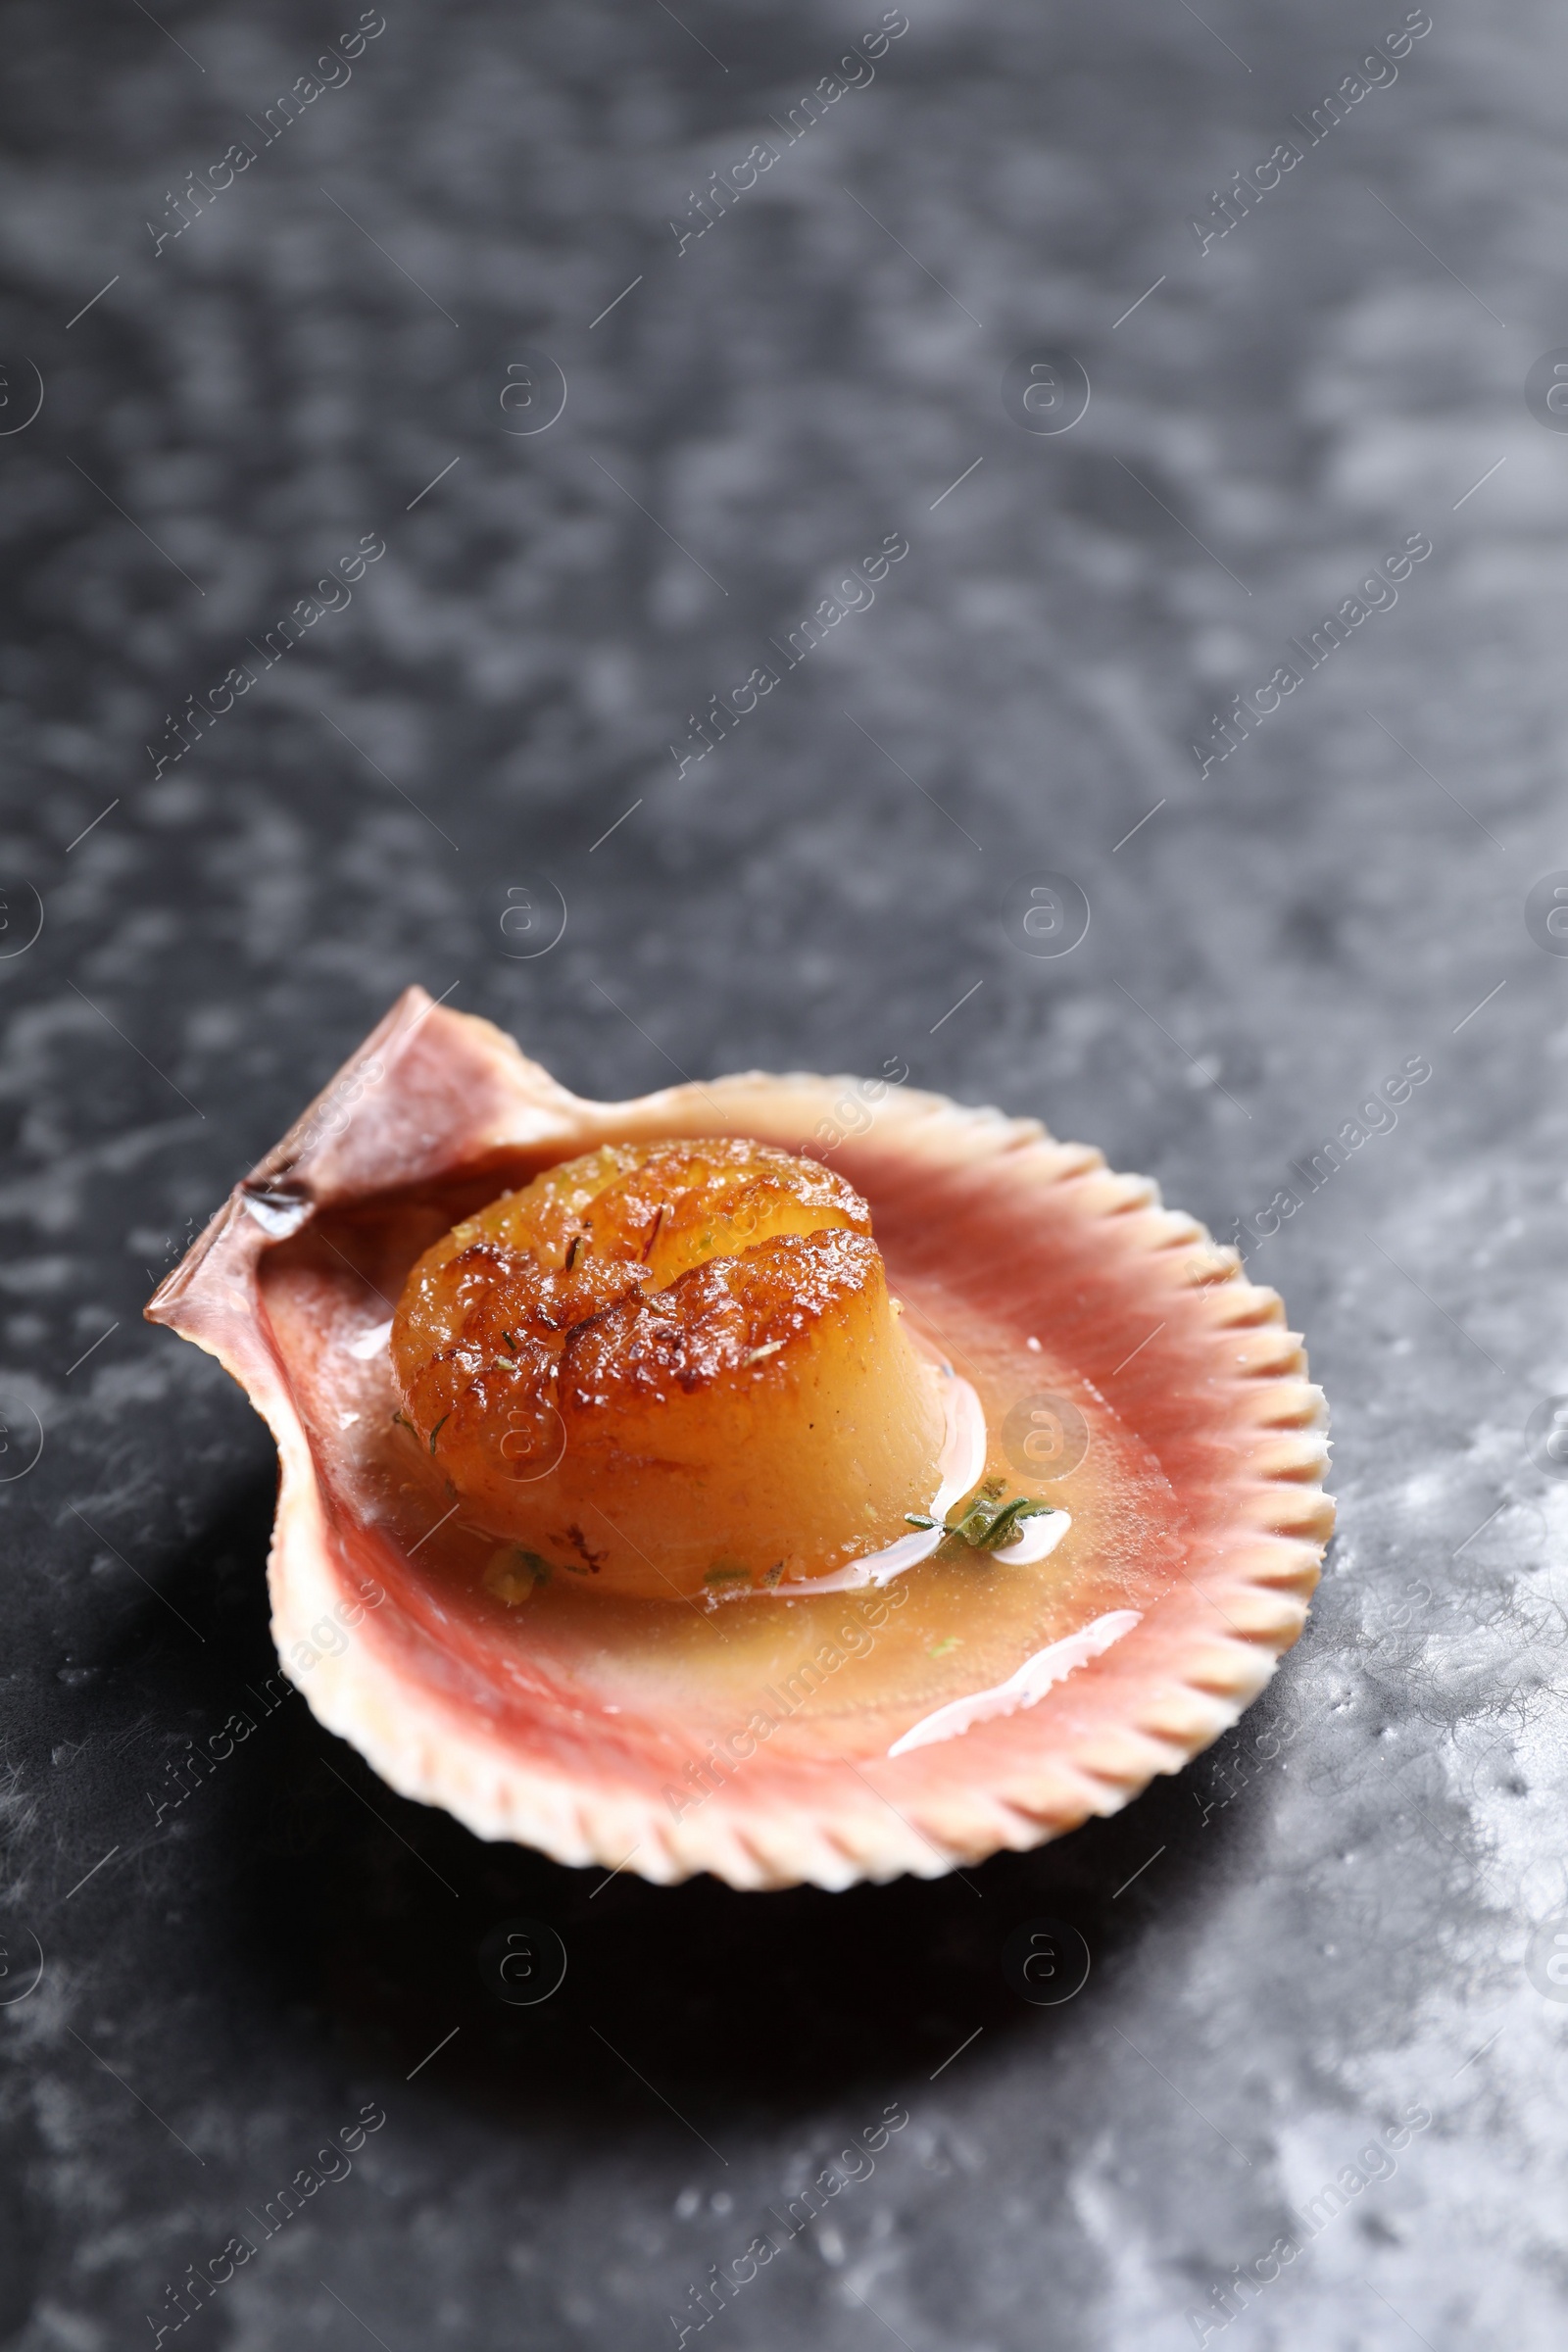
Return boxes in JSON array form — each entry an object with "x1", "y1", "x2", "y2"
[
  {"x1": 562, "y1": 1229, "x2": 881, "y2": 1407},
  {"x1": 576, "y1": 1138, "x2": 869, "y2": 1286},
  {"x1": 387, "y1": 1136, "x2": 943, "y2": 1595},
  {"x1": 390, "y1": 1139, "x2": 873, "y2": 1479}
]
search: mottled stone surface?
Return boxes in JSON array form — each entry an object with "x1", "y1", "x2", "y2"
[{"x1": 1, "y1": 0, "x2": 1564, "y2": 2345}]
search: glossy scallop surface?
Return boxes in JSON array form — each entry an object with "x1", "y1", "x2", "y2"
[{"x1": 386, "y1": 1140, "x2": 945, "y2": 1599}]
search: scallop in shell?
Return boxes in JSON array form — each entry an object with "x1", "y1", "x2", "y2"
[{"x1": 145, "y1": 989, "x2": 1333, "y2": 1891}]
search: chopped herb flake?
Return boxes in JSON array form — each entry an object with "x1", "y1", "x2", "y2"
[
  {"x1": 483, "y1": 1547, "x2": 553, "y2": 1606},
  {"x1": 906, "y1": 1485, "x2": 1055, "y2": 1553},
  {"x1": 976, "y1": 1496, "x2": 1054, "y2": 1549}
]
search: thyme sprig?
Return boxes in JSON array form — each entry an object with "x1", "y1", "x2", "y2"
[{"x1": 906, "y1": 1476, "x2": 1055, "y2": 1553}]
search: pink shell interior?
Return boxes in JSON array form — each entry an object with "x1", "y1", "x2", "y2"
[{"x1": 147, "y1": 990, "x2": 1333, "y2": 1891}]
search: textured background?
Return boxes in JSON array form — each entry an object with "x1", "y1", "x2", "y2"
[{"x1": 3, "y1": 0, "x2": 1567, "y2": 2345}]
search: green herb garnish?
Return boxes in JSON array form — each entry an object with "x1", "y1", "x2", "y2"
[
  {"x1": 483, "y1": 1547, "x2": 553, "y2": 1605},
  {"x1": 976, "y1": 1495, "x2": 1054, "y2": 1548},
  {"x1": 906, "y1": 1477, "x2": 1055, "y2": 1553},
  {"x1": 428, "y1": 1412, "x2": 451, "y2": 1454},
  {"x1": 704, "y1": 1561, "x2": 751, "y2": 1590}
]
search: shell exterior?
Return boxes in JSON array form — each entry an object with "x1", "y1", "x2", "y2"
[{"x1": 146, "y1": 989, "x2": 1334, "y2": 1892}]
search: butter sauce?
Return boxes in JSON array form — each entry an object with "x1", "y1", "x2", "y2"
[{"x1": 769, "y1": 1365, "x2": 1071, "y2": 1594}]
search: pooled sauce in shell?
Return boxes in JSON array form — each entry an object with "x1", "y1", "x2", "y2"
[
  {"x1": 269, "y1": 1250, "x2": 1178, "y2": 1755},
  {"x1": 389, "y1": 1140, "x2": 949, "y2": 1600}
]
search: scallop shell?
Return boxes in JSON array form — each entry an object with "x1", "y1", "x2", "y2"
[{"x1": 146, "y1": 989, "x2": 1333, "y2": 1892}]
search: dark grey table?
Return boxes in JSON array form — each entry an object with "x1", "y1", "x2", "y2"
[{"x1": 2, "y1": 1, "x2": 1563, "y2": 2345}]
